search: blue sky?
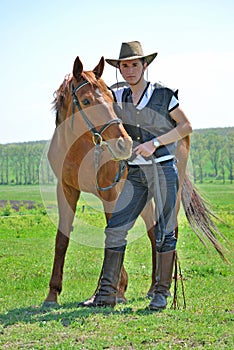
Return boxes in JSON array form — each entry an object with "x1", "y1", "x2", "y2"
[{"x1": 0, "y1": 0, "x2": 233, "y2": 143}]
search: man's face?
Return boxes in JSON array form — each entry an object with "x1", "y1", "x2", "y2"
[{"x1": 119, "y1": 59, "x2": 146, "y2": 85}]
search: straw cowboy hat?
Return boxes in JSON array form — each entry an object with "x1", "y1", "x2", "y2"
[{"x1": 105, "y1": 41, "x2": 157, "y2": 68}]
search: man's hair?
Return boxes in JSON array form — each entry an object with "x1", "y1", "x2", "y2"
[{"x1": 118, "y1": 57, "x2": 145, "y2": 68}]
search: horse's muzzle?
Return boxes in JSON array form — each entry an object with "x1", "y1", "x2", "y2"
[
  {"x1": 115, "y1": 136, "x2": 133, "y2": 160},
  {"x1": 102, "y1": 136, "x2": 132, "y2": 161}
]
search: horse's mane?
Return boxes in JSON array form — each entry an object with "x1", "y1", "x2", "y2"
[
  {"x1": 52, "y1": 71, "x2": 109, "y2": 114},
  {"x1": 52, "y1": 73, "x2": 72, "y2": 113}
]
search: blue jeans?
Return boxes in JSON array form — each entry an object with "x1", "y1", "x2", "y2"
[{"x1": 105, "y1": 160, "x2": 179, "y2": 252}]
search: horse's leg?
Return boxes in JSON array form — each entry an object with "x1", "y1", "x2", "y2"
[
  {"x1": 116, "y1": 263, "x2": 128, "y2": 303},
  {"x1": 44, "y1": 182, "x2": 80, "y2": 306}
]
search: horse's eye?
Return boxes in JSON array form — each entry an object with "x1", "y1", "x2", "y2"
[{"x1": 82, "y1": 99, "x2": 90, "y2": 106}]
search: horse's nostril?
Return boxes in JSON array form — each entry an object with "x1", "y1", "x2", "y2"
[{"x1": 117, "y1": 138, "x2": 126, "y2": 152}]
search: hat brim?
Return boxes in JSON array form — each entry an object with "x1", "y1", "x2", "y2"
[{"x1": 105, "y1": 52, "x2": 157, "y2": 68}]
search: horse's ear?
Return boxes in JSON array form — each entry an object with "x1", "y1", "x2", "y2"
[
  {"x1": 93, "y1": 56, "x2": 105, "y2": 79},
  {"x1": 73, "y1": 56, "x2": 83, "y2": 81}
]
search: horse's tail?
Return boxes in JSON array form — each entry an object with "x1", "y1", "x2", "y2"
[{"x1": 181, "y1": 174, "x2": 229, "y2": 262}]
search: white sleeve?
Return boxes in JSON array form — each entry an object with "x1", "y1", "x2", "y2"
[
  {"x1": 168, "y1": 95, "x2": 179, "y2": 112},
  {"x1": 112, "y1": 87, "x2": 125, "y2": 104}
]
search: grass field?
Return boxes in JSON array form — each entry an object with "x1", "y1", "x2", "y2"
[{"x1": 0, "y1": 184, "x2": 233, "y2": 349}]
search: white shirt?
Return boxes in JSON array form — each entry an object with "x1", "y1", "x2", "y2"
[
  {"x1": 113, "y1": 82, "x2": 179, "y2": 112},
  {"x1": 112, "y1": 82, "x2": 179, "y2": 165}
]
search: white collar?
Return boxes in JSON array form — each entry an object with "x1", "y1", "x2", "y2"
[{"x1": 136, "y1": 83, "x2": 155, "y2": 110}]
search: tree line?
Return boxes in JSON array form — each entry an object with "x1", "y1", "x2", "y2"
[
  {"x1": 0, "y1": 141, "x2": 54, "y2": 185},
  {"x1": 190, "y1": 127, "x2": 233, "y2": 184},
  {"x1": 0, "y1": 127, "x2": 233, "y2": 185}
]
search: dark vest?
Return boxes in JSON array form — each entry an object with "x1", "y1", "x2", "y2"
[{"x1": 116, "y1": 83, "x2": 178, "y2": 159}]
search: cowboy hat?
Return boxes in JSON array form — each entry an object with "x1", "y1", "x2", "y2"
[{"x1": 105, "y1": 41, "x2": 157, "y2": 68}]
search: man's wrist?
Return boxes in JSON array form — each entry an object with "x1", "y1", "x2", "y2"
[{"x1": 152, "y1": 138, "x2": 160, "y2": 149}]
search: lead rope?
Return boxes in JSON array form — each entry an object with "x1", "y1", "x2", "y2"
[
  {"x1": 151, "y1": 155, "x2": 186, "y2": 309},
  {"x1": 94, "y1": 143, "x2": 127, "y2": 192},
  {"x1": 150, "y1": 156, "x2": 166, "y2": 249},
  {"x1": 171, "y1": 251, "x2": 186, "y2": 309}
]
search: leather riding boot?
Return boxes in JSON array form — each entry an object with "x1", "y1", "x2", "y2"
[
  {"x1": 78, "y1": 248, "x2": 124, "y2": 308},
  {"x1": 149, "y1": 250, "x2": 175, "y2": 311}
]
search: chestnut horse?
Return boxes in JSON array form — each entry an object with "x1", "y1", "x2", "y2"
[{"x1": 44, "y1": 57, "x2": 225, "y2": 306}]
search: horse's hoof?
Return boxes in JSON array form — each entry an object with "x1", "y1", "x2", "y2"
[{"x1": 42, "y1": 301, "x2": 60, "y2": 309}]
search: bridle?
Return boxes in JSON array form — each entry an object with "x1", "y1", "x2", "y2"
[
  {"x1": 71, "y1": 80, "x2": 121, "y2": 146},
  {"x1": 71, "y1": 80, "x2": 127, "y2": 191}
]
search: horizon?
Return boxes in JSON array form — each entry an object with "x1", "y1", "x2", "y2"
[{"x1": 1, "y1": 125, "x2": 233, "y2": 145}]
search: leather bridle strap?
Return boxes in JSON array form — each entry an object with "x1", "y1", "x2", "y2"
[
  {"x1": 71, "y1": 81, "x2": 122, "y2": 142},
  {"x1": 71, "y1": 79, "x2": 126, "y2": 191}
]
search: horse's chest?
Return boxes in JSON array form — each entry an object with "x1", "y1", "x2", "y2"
[{"x1": 63, "y1": 151, "x2": 97, "y2": 192}]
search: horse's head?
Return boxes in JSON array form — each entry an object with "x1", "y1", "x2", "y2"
[{"x1": 53, "y1": 56, "x2": 132, "y2": 161}]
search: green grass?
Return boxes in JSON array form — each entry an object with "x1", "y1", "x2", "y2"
[
  {"x1": 0, "y1": 184, "x2": 233, "y2": 349},
  {"x1": 0, "y1": 185, "x2": 42, "y2": 203}
]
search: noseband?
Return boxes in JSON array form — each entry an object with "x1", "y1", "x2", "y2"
[
  {"x1": 71, "y1": 81, "x2": 121, "y2": 145},
  {"x1": 71, "y1": 80, "x2": 126, "y2": 191}
]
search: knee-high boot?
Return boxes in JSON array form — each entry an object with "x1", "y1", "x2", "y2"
[
  {"x1": 149, "y1": 250, "x2": 175, "y2": 311},
  {"x1": 79, "y1": 248, "x2": 125, "y2": 308}
]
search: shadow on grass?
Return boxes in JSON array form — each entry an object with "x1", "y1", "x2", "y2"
[{"x1": 0, "y1": 298, "x2": 156, "y2": 327}]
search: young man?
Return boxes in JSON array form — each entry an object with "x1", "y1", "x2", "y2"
[{"x1": 80, "y1": 41, "x2": 192, "y2": 310}]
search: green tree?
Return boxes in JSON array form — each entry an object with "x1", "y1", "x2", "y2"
[
  {"x1": 226, "y1": 131, "x2": 234, "y2": 184},
  {"x1": 206, "y1": 132, "x2": 221, "y2": 178},
  {"x1": 190, "y1": 132, "x2": 206, "y2": 183}
]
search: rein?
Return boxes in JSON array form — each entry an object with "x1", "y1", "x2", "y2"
[{"x1": 71, "y1": 80, "x2": 126, "y2": 191}]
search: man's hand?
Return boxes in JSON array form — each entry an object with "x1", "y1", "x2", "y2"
[{"x1": 134, "y1": 140, "x2": 156, "y2": 158}]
